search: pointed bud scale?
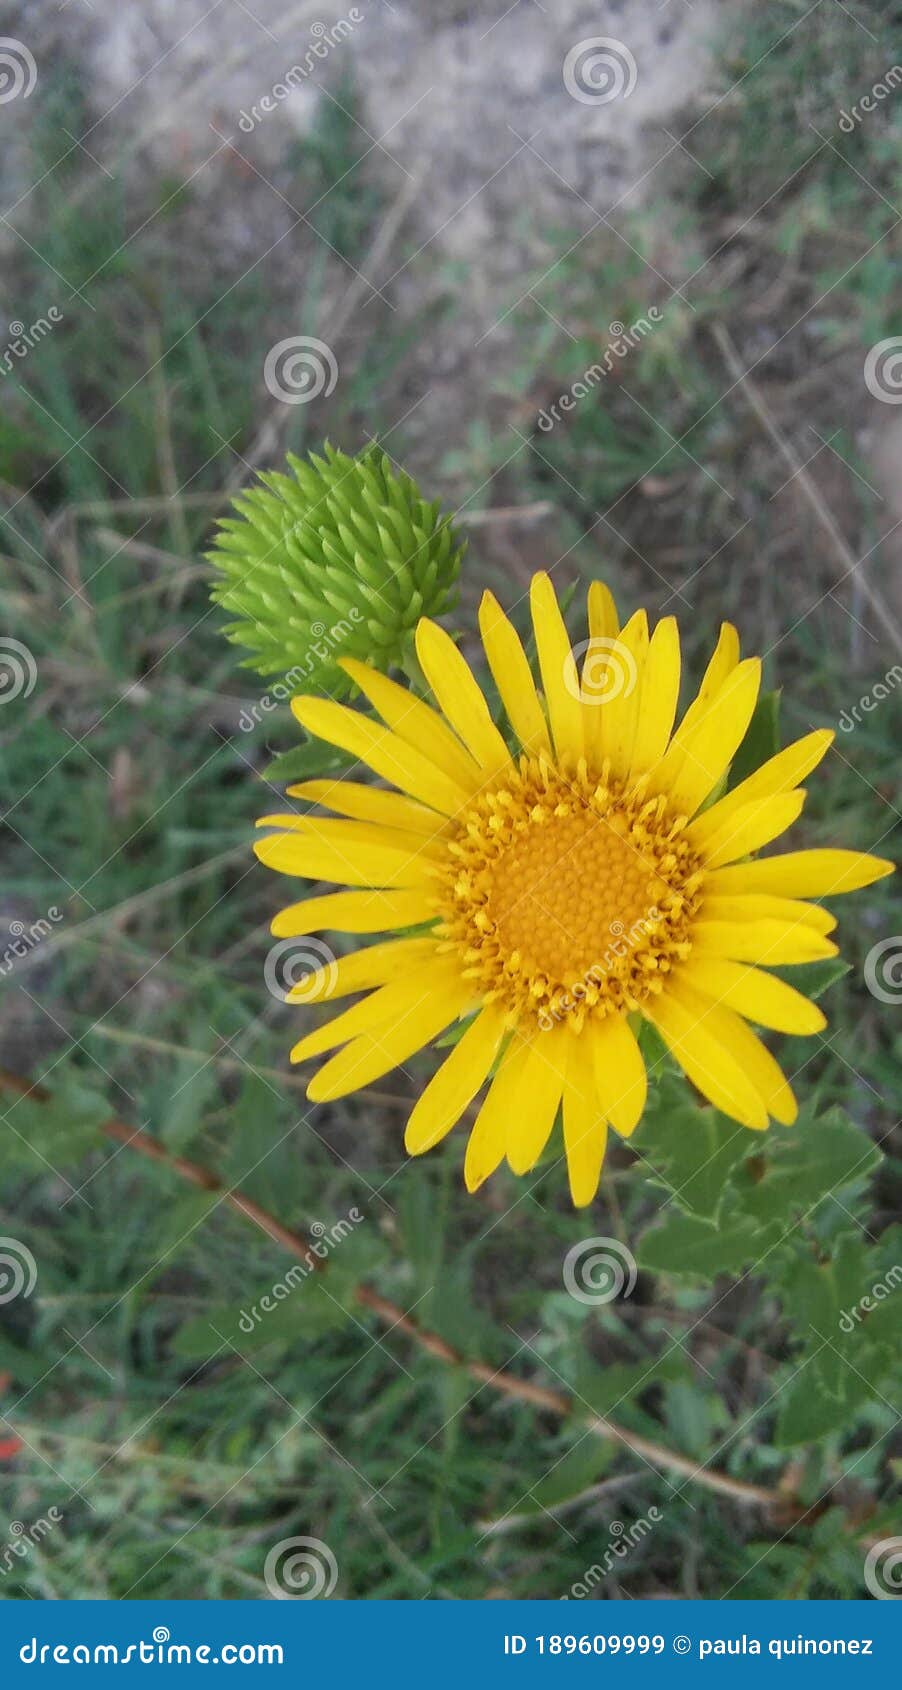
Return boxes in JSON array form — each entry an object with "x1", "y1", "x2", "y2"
[{"x1": 208, "y1": 444, "x2": 465, "y2": 695}]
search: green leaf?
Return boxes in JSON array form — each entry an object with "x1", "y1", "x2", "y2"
[
  {"x1": 632, "y1": 1087, "x2": 749, "y2": 1220},
  {"x1": 729, "y1": 687, "x2": 781, "y2": 786},
  {"x1": 772, "y1": 957, "x2": 850, "y2": 1001},
  {"x1": 638, "y1": 1211, "x2": 779, "y2": 1279},
  {"x1": 571, "y1": 1348, "x2": 690, "y2": 1416},
  {"x1": 3, "y1": 1074, "x2": 109, "y2": 1175},
  {"x1": 262, "y1": 737, "x2": 353, "y2": 785},
  {"x1": 171, "y1": 1274, "x2": 354, "y2": 1359},
  {"x1": 528, "y1": 1437, "x2": 616, "y2": 1513},
  {"x1": 729, "y1": 1109, "x2": 881, "y2": 1226}
]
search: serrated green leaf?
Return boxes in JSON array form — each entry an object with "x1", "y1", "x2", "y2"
[
  {"x1": 730, "y1": 1109, "x2": 881, "y2": 1226},
  {"x1": 639, "y1": 1211, "x2": 779, "y2": 1278},
  {"x1": 633, "y1": 1087, "x2": 749, "y2": 1220}
]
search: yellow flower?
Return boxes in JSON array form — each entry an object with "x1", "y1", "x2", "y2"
[{"x1": 255, "y1": 573, "x2": 893, "y2": 1207}]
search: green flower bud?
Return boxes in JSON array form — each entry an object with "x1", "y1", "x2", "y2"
[{"x1": 208, "y1": 443, "x2": 464, "y2": 696}]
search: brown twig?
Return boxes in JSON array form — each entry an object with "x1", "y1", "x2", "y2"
[{"x1": 0, "y1": 1066, "x2": 809, "y2": 1522}]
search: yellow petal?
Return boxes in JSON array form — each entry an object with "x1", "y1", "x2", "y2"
[
  {"x1": 628, "y1": 616, "x2": 681, "y2": 780},
  {"x1": 292, "y1": 695, "x2": 469, "y2": 816},
  {"x1": 305, "y1": 976, "x2": 471, "y2": 1100},
  {"x1": 286, "y1": 780, "x2": 449, "y2": 838},
  {"x1": 272, "y1": 888, "x2": 436, "y2": 938},
  {"x1": 688, "y1": 791, "x2": 806, "y2": 867},
  {"x1": 701, "y1": 894, "x2": 837, "y2": 936},
  {"x1": 286, "y1": 936, "x2": 438, "y2": 1004},
  {"x1": 464, "y1": 1039, "x2": 518, "y2": 1193},
  {"x1": 404, "y1": 1004, "x2": 507, "y2": 1155},
  {"x1": 644, "y1": 989, "x2": 768, "y2": 1129},
  {"x1": 678, "y1": 956, "x2": 827, "y2": 1035},
  {"x1": 658, "y1": 658, "x2": 762, "y2": 818},
  {"x1": 254, "y1": 823, "x2": 436, "y2": 889},
  {"x1": 338, "y1": 658, "x2": 482, "y2": 793},
  {"x1": 562, "y1": 1037, "x2": 608, "y2": 1207},
  {"x1": 707, "y1": 848, "x2": 894, "y2": 900},
  {"x1": 500, "y1": 1027, "x2": 567, "y2": 1175},
  {"x1": 668, "y1": 977, "x2": 797, "y2": 1125},
  {"x1": 292, "y1": 958, "x2": 457, "y2": 1062},
  {"x1": 590, "y1": 1013, "x2": 647, "y2": 1137},
  {"x1": 530, "y1": 572, "x2": 584, "y2": 760},
  {"x1": 697, "y1": 621, "x2": 740, "y2": 702},
  {"x1": 691, "y1": 918, "x2": 838, "y2": 966},
  {"x1": 587, "y1": 580, "x2": 619, "y2": 645},
  {"x1": 478, "y1": 589, "x2": 551, "y2": 756},
  {"x1": 597, "y1": 609, "x2": 648, "y2": 780},
  {"x1": 414, "y1": 619, "x2": 512, "y2": 776},
  {"x1": 257, "y1": 812, "x2": 444, "y2": 861},
  {"x1": 688, "y1": 730, "x2": 833, "y2": 846}
]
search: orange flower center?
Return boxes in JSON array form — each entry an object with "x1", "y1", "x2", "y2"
[{"x1": 437, "y1": 760, "x2": 703, "y2": 1029}]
